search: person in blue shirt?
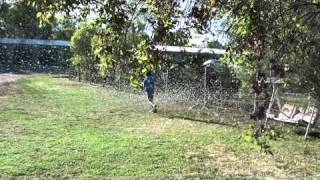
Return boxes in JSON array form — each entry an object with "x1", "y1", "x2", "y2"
[{"x1": 143, "y1": 71, "x2": 157, "y2": 113}]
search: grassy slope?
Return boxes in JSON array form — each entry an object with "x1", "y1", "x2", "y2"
[{"x1": 0, "y1": 75, "x2": 319, "y2": 179}]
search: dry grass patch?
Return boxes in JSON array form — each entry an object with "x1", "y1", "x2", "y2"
[
  {"x1": 185, "y1": 144, "x2": 285, "y2": 178},
  {"x1": 57, "y1": 80, "x2": 83, "y2": 87},
  {"x1": 143, "y1": 117, "x2": 206, "y2": 135},
  {"x1": 197, "y1": 143, "x2": 319, "y2": 179},
  {"x1": 0, "y1": 83, "x2": 23, "y2": 96},
  {"x1": 0, "y1": 121, "x2": 30, "y2": 138}
]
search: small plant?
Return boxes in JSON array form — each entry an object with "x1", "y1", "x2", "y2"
[
  {"x1": 264, "y1": 126, "x2": 283, "y2": 140},
  {"x1": 240, "y1": 125, "x2": 275, "y2": 154},
  {"x1": 303, "y1": 143, "x2": 312, "y2": 156}
]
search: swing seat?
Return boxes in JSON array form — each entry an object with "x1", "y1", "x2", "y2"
[
  {"x1": 299, "y1": 107, "x2": 318, "y2": 124},
  {"x1": 274, "y1": 116, "x2": 299, "y2": 124},
  {"x1": 271, "y1": 104, "x2": 318, "y2": 125},
  {"x1": 273, "y1": 104, "x2": 298, "y2": 123}
]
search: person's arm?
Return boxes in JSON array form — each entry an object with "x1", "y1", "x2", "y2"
[
  {"x1": 143, "y1": 77, "x2": 147, "y2": 90},
  {"x1": 152, "y1": 76, "x2": 155, "y2": 88}
]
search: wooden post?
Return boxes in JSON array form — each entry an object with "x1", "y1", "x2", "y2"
[
  {"x1": 204, "y1": 66, "x2": 207, "y2": 91},
  {"x1": 304, "y1": 94, "x2": 314, "y2": 140},
  {"x1": 253, "y1": 93, "x2": 257, "y2": 113},
  {"x1": 78, "y1": 66, "x2": 81, "y2": 82},
  {"x1": 304, "y1": 107, "x2": 315, "y2": 140},
  {"x1": 204, "y1": 66, "x2": 207, "y2": 104},
  {"x1": 275, "y1": 87, "x2": 282, "y2": 110},
  {"x1": 265, "y1": 83, "x2": 276, "y2": 128},
  {"x1": 165, "y1": 69, "x2": 168, "y2": 93}
]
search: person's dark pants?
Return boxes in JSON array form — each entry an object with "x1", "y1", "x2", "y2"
[
  {"x1": 147, "y1": 89, "x2": 154, "y2": 102},
  {"x1": 146, "y1": 89, "x2": 157, "y2": 112}
]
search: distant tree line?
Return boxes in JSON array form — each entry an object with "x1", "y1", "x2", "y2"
[
  {"x1": 0, "y1": 0, "x2": 75, "y2": 73},
  {"x1": 0, "y1": 0, "x2": 75, "y2": 40},
  {"x1": 0, "y1": 44, "x2": 71, "y2": 73}
]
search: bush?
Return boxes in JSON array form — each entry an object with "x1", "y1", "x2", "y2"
[
  {"x1": 70, "y1": 22, "x2": 99, "y2": 81},
  {"x1": 0, "y1": 44, "x2": 71, "y2": 73}
]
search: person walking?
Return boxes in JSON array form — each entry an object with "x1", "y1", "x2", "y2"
[{"x1": 143, "y1": 71, "x2": 157, "y2": 113}]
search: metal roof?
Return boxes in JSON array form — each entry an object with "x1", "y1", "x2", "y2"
[
  {"x1": 0, "y1": 38, "x2": 226, "y2": 55},
  {"x1": 152, "y1": 45, "x2": 226, "y2": 55},
  {"x1": 0, "y1": 38, "x2": 70, "y2": 47}
]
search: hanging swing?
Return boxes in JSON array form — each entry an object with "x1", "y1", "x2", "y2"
[
  {"x1": 262, "y1": 62, "x2": 319, "y2": 139},
  {"x1": 265, "y1": 78, "x2": 318, "y2": 126}
]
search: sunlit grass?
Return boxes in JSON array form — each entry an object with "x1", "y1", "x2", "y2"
[{"x1": 0, "y1": 75, "x2": 319, "y2": 179}]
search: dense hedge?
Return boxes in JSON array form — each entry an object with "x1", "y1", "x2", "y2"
[{"x1": 0, "y1": 44, "x2": 71, "y2": 73}]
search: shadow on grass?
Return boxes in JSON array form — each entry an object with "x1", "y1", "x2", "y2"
[
  {"x1": 294, "y1": 127, "x2": 320, "y2": 139},
  {"x1": 52, "y1": 74, "x2": 72, "y2": 79},
  {"x1": 158, "y1": 112, "x2": 236, "y2": 128}
]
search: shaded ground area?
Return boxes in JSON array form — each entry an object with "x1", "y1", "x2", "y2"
[{"x1": 0, "y1": 75, "x2": 319, "y2": 179}]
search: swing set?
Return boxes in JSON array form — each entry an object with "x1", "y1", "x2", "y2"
[{"x1": 255, "y1": 65, "x2": 318, "y2": 140}]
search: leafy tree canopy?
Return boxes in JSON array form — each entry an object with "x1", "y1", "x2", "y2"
[
  {"x1": 27, "y1": 0, "x2": 320, "y2": 101},
  {"x1": 0, "y1": 0, "x2": 75, "y2": 40},
  {"x1": 207, "y1": 40, "x2": 224, "y2": 49}
]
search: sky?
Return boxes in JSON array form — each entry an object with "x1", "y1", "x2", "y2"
[
  {"x1": 143, "y1": 15, "x2": 230, "y2": 47},
  {"x1": 178, "y1": 0, "x2": 230, "y2": 47},
  {"x1": 84, "y1": 0, "x2": 230, "y2": 48},
  {"x1": 189, "y1": 19, "x2": 230, "y2": 47}
]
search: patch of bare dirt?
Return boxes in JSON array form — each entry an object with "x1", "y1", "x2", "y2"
[
  {"x1": 0, "y1": 73, "x2": 24, "y2": 96},
  {"x1": 0, "y1": 73, "x2": 22, "y2": 83},
  {"x1": 0, "y1": 83, "x2": 23, "y2": 96}
]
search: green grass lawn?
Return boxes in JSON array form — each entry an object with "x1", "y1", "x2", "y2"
[{"x1": 0, "y1": 75, "x2": 319, "y2": 179}]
